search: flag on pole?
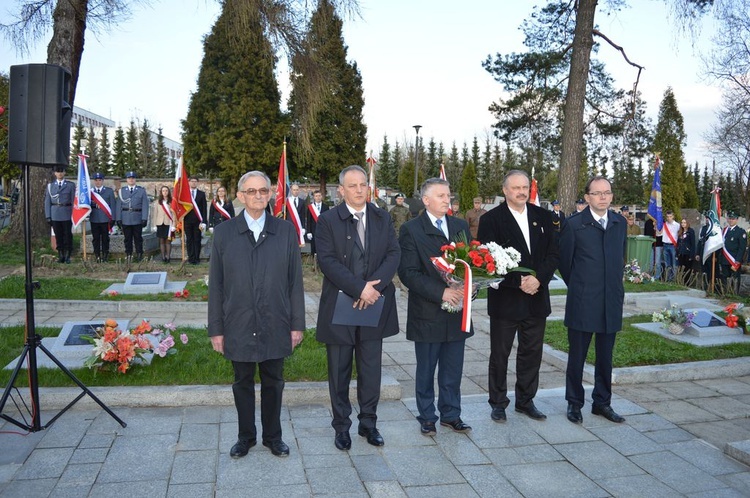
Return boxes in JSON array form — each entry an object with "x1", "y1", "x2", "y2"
[
  {"x1": 366, "y1": 153, "x2": 377, "y2": 203},
  {"x1": 646, "y1": 156, "x2": 664, "y2": 231},
  {"x1": 703, "y1": 185, "x2": 725, "y2": 264},
  {"x1": 71, "y1": 154, "x2": 92, "y2": 229},
  {"x1": 529, "y1": 167, "x2": 540, "y2": 207},
  {"x1": 439, "y1": 164, "x2": 452, "y2": 215},
  {"x1": 273, "y1": 143, "x2": 288, "y2": 217},
  {"x1": 172, "y1": 156, "x2": 194, "y2": 221}
]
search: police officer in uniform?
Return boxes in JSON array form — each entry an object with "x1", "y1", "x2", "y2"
[
  {"x1": 44, "y1": 165, "x2": 75, "y2": 263},
  {"x1": 389, "y1": 193, "x2": 412, "y2": 235},
  {"x1": 116, "y1": 171, "x2": 149, "y2": 262},
  {"x1": 90, "y1": 172, "x2": 116, "y2": 262},
  {"x1": 720, "y1": 211, "x2": 747, "y2": 290},
  {"x1": 551, "y1": 200, "x2": 565, "y2": 233}
]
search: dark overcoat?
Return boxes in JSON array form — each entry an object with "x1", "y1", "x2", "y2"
[
  {"x1": 184, "y1": 189, "x2": 207, "y2": 225},
  {"x1": 476, "y1": 202, "x2": 559, "y2": 320},
  {"x1": 316, "y1": 202, "x2": 401, "y2": 345},
  {"x1": 208, "y1": 213, "x2": 305, "y2": 362},
  {"x1": 398, "y1": 212, "x2": 474, "y2": 342},
  {"x1": 559, "y1": 207, "x2": 627, "y2": 334}
]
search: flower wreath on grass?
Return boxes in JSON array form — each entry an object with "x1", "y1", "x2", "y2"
[
  {"x1": 83, "y1": 319, "x2": 188, "y2": 374},
  {"x1": 623, "y1": 259, "x2": 653, "y2": 284},
  {"x1": 652, "y1": 305, "x2": 695, "y2": 334}
]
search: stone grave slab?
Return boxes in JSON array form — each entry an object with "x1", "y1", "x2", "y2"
[
  {"x1": 102, "y1": 271, "x2": 186, "y2": 295},
  {"x1": 633, "y1": 308, "x2": 750, "y2": 346},
  {"x1": 548, "y1": 273, "x2": 568, "y2": 290}
]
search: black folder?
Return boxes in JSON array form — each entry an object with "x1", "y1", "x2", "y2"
[{"x1": 332, "y1": 290, "x2": 385, "y2": 327}]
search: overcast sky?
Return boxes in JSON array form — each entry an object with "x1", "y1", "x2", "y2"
[{"x1": 1, "y1": 0, "x2": 721, "y2": 169}]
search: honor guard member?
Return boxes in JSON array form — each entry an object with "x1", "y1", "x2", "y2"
[
  {"x1": 551, "y1": 200, "x2": 565, "y2": 232},
  {"x1": 389, "y1": 193, "x2": 412, "y2": 235},
  {"x1": 90, "y1": 172, "x2": 116, "y2": 262},
  {"x1": 720, "y1": 211, "x2": 747, "y2": 288},
  {"x1": 116, "y1": 171, "x2": 149, "y2": 262},
  {"x1": 44, "y1": 164, "x2": 75, "y2": 263}
]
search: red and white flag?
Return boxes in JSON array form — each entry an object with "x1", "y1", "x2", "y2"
[
  {"x1": 172, "y1": 156, "x2": 194, "y2": 221},
  {"x1": 529, "y1": 168, "x2": 540, "y2": 207},
  {"x1": 71, "y1": 154, "x2": 92, "y2": 229},
  {"x1": 274, "y1": 143, "x2": 304, "y2": 245}
]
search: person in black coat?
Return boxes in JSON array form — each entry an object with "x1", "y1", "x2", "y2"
[
  {"x1": 315, "y1": 165, "x2": 401, "y2": 450},
  {"x1": 559, "y1": 176, "x2": 627, "y2": 425},
  {"x1": 305, "y1": 189, "x2": 329, "y2": 255},
  {"x1": 676, "y1": 218, "x2": 696, "y2": 277},
  {"x1": 398, "y1": 178, "x2": 474, "y2": 436},
  {"x1": 184, "y1": 175, "x2": 207, "y2": 264},
  {"x1": 289, "y1": 183, "x2": 307, "y2": 231},
  {"x1": 476, "y1": 170, "x2": 559, "y2": 423},
  {"x1": 208, "y1": 171, "x2": 305, "y2": 459},
  {"x1": 208, "y1": 186, "x2": 236, "y2": 230},
  {"x1": 551, "y1": 199, "x2": 565, "y2": 233}
]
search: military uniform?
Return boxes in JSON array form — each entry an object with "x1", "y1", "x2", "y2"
[
  {"x1": 464, "y1": 207, "x2": 487, "y2": 239},
  {"x1": 720, "y1": 220, "x2": 747, "y2": 287},
  {"x1": 116, "y1": 177, "x2": 150, "y2": 260},
  {"x1": 44, "y1": 176, "x2": 75, "y2": 263},
  {"x1": 390, "y1": 203, "x2": 412, "y2": 235},
  {"x1": 90, "y1": 176, "x2": 116, "y2": 261}
]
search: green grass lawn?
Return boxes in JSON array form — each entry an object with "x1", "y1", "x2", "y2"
[{"x1": 0, "y1": 326, "x2": 329, "y2": 387}]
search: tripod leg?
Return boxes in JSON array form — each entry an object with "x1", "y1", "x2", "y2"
[
  {"x1": 0, "y1": 344, "x2": 34, "y2": 430},
  {"x1": 36, "y1": 342, "x2": 127, "y2": 428}
]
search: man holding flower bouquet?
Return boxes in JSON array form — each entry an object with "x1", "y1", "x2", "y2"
[
  {"x1": 477, "y1": 170, "x2": 559, "y2": 423},
  {"x1": 398, "y1": 178, "x2": 474, "y2": 436}
]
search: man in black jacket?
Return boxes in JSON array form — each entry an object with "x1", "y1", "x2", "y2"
[
  {"x1": 477, "y1": 170, "x2": 559, "y2": 423},
  {"x1": 184, "y1": 176, "x2": 207, "y2": 264},
  {"x1": 398, "y1": 178, "x2": 473, "y2": 436}
]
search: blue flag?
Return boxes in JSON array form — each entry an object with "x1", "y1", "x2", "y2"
[{"x1": 646, "y1": 157, "x2": 663, "y2": 231}]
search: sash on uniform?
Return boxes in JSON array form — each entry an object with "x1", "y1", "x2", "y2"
[
  {"x1": 191, "y1": 193, "x2": 203, "y2": 223},
  {"x1": 307, "y1": 203, "x2": 319, "y2": 223},
  {"x1": 722, "y1": 226, "x2": 741, "y2": 270},
  {"x1": 160, "y1": 200, "x2": 174, "y2": 223},
  {"x1": 664, "y1": 223, "x2": 678, "y2": 245},
  {"x1": 212, "y1": 199, "x2": 231, "y2": 220},
  {"x1": 91, "y1": 191, "x2": 113, "y2": 221}
]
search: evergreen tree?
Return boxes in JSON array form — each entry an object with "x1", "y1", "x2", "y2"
[
  {"x1": 85, "y1": 126, "x2": 99, "y2": 172},
  {"x1": 0, "y1": 72, "x2": 18, "y2": 184},
  {"x1": 288, "y1": 0, "x2": 366, "y2": 190},
  {"x1": 425, "y1": 137, "x2": 439, "y2": 178},
  {"x1": 700, "y1": 164, "x2": 712, "y2": 212},
  {"x1": 684, "y1": 172, "x2": 699, "y2": 209},
  {"x1": 70, "y1": 119, "x2": 85, "y2": 168},
  {"x1": 652, "y1": 87, "x2": 688, "y2": 217},
  {"x1": 183, "y1": 0, "x2": 289, "y2": 189},
  {"x1": 459, "y1": 161, "x2": 479, "y2": 213},
  {"x1": 112, "y1": 126, "x2": 127, "y2": 178},
  {"x1": 99, "y1": 125, "x2": 112, "y2": 175},
  {"x1": 393, "y1": 141, "x2": 403, "y2": 185},
  {"x1": 446, "y1": 142, "x2": 461, "y2": 192},
  {"x1": 378, "y1": 135, "x2": 396, "y2": 188},
  {"x1": 471, "y1": 137, "x2": 481, "y2": 173},
  {"x1": 138, "y1": 118, "x2": 155, "y2": 177},
  {"x1": 398, "y1": 160, "x2": 423, "y2": 197},
  {"x1": 155, "y1": 127, "x2": 170, "y2": 177},
  {"x1": 125, "y1": 120, "x2": 140, "y2": 175},
  {"x1": 479, "y1": 138, "x2": 493, "y2": 196}
]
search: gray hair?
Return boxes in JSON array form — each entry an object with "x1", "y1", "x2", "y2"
[
  {"x1": 420, "y1": 178, "x2": 449, "y2": 198},
  {"x1": 339, "y1": 165, "x2": 367, "y2": 185},
  {"x1": 503, "y1": 169, "x2": 530, "y2": 187},
  {"x1": 237, "y1": 171, "x2": 271, "y2": 191}
]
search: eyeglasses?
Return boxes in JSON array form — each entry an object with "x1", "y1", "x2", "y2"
[
  {"x1": 587, "y1": 191, "x2": 613, "y2": 197},
  {"x1": 240, "y1": 188, "x2": 270, "y2": 196}
]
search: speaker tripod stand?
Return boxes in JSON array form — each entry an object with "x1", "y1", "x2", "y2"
[{"x1": 0, "y1": 163, "x2": 126, "y2": 432}]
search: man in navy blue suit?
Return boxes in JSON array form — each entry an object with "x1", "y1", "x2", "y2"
[{"x1": 559, "y1": 176, "x2": 627, "y2": 425}]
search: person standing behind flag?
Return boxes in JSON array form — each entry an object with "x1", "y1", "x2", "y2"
[
  {"x1": 45, "y1": 164, "x2": 75, "y2": 264},
  {"x1": 151, "y1": 186, "x2": 176, "y2": 263},
  {"x1": 661, "y1": 210, "x2": 680, "y2": 281},
  {"x1": 289, "y1": 183, "x2": 307, "y2": 231},
  {"x1": 90, "y1": 172, "x2": 116, "y2": 262},
  {"x1": 305, "y1": 190, "x2": 328, "y2": 256},
  {"x1": 720, "y1": 212, "x2": 746, "y2": 289},
  {"x1": 116, "y1": 171, "x2": 149, "y2": 263},
  {"x1": 184, "y1": 176, "x2": 207, "y2": 265}
]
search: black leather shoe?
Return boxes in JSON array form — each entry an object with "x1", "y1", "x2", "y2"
[
  {"x1": 592, "y1": 405, "x2": 625, "y2": 423},
  {"x1": 420, "y1": 421, "x2": 436, "y2": 436},
  {"x1": 358, "y1": 426, "x2": 385, "y2": 446},
  {"x1": 334, "y1": 431, "x2": 351, "y2": 450},
  {"x1": 567, "y1": 404, "x2": 583, "y2": 424},
  {"x1": 515, "y1": 402, "x2": 547, "y2": 420},
  {"x1": 229, "y1": 438, "x2": 256, "y2": 458},
  {"x1": 262, "y1": 439, "x2": 290, "y2": 457},
  {"x1": 491, "y1": 407, "x2": 507, "y2": 422},
  {"x1": 440, "y1": 418, "x2": 472, "y2": 433}
]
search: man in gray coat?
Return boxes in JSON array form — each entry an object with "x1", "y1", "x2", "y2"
[
  {"x1": 44, "y1": 164, "x2": 75, "y2": 263},
  {"x1": 116, "y1": 171, "x2": 149, "y2": 262},
  {"x1": 208, "y1": 170, "x2": 305, "y2": 459},
  {"x1": 559, "y1": 176, "x2": 627, "y2": 425}
]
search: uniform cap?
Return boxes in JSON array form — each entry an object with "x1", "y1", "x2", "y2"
[
  {"x1": 551, "y1": 200, "x2": 560, "y2": 206},
  {"x1": 728, "y1": 211, "x2": 739, "y2": 219},
  {"x1": 53, "y1": 165, "x2": 66, "y2": 173},
  {"x1": 125, "y1": 171, "x2": 137, "y2": 178},
  {"x1": 395, "y1": 193, "x2": 405, "y2": 199},
  {"x1": 473, "y1": 197, "x2": 482, "y2": 203},
  {"x1": 621, "y1": 205, "x2": 629, "y2": 211},
  {"x1": 93, "y1": 172, "x2": 105, "y2": 180},
  {"x1": 576, "y1": 198, "x2": 586, "y2": 204}
]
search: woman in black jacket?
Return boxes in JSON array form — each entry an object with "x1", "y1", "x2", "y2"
[
  {"x1": 677, "y1": 218, "x2": 696, "y2": 277},
  {"x1": 208, "y1": 186, "x2": 235, "y2": 232}
]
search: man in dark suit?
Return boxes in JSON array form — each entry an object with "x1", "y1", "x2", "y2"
[
  {"x1": 477, "y1": 170, "x2": 559, "y2": 423},
  {"x1": 289, "y1": 183, "x2": 307, "y2": 231},
  {"x1": 316, "y1": 165, "x2": 401, "y2": 450},
  {"x1": 305, "y1": 189, "x2": 329, "y2": 256},
  {"x1": 398, "y1": 178, "x2": 473, "y2": 436},
  {"x1": 551, "y1": 199, "x2": 565, "y2": 233},
  {"x1": 90, "y1": 172, "x2": 116, "y2": 262},
  {"x1": 184, "y1": 175, "x2": 207, "y2": 264},
  {"x1": 559, "y1": 176, "x2": 627, "y2": 425},
  {"x1": 208, "y1": 170, "x2": 305, "y2": 459}
]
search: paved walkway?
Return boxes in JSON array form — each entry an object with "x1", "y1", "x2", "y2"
[{"x1": 1, "y1": 290, "x2": 749, "y2": 496}]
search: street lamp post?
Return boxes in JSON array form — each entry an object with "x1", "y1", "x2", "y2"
[{"x1": 413, "y1": 125, "x2": 422, "y2": 197}]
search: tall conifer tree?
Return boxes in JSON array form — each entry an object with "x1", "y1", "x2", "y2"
[{"x1": 652, "y1": 87, "x2": 688, "y2": 216}]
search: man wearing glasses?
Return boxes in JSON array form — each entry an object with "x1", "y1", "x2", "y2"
[
  {"x1": 208, "y1": 171, "x2": 305, "y2": 459},
  {"x1": 559, "y1": 176, "x2": 627, "y2": 425}
]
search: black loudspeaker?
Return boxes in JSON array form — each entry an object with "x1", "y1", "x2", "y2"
[{"x1": 8, "y1": 64, "x2": 72, "y2": 167}]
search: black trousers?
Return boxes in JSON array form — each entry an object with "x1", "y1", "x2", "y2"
[
  {"x1": 232, "y1": 358, "x2": 284, "y2": 443},
  {"x1": 122, "y1": 224, "x2": 143, "y2": 255},
  {"x1": 565, "y1": 329, "x2": 617, "y2": 409},
  {"x1": 326, "y1": 336, "x2": 382, "y2": 433},
  {"x1": 90, "y1": 222, "x2": 110, "y2": 256},
  {"x1": 488, "y1": 316, "x2": 546, "y2": 409},
  {"x1": 184, "y1": 221, "x2": 202, "y2": 263},
  {"x1": 51, "y1": 219, "x2": 73, "y2": 252},
  {"x1": 414, "y1": 339, "x2": 465, "y2": 424}
]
